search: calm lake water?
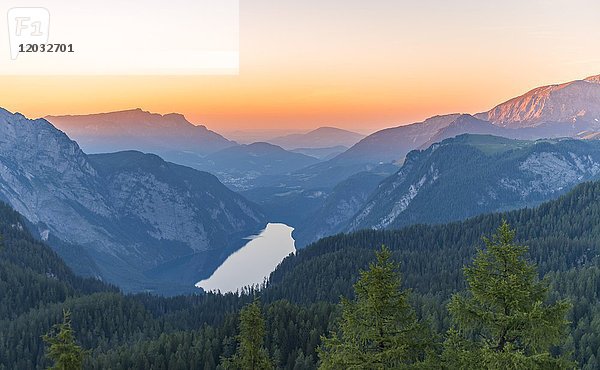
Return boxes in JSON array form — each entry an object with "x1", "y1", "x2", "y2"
[{"x1": 195, "y1": 223, "x2": 296, "y2": 293}]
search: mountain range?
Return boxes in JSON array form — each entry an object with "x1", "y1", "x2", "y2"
[
  {"x1": 48, "y1": 111, "x2": 366, "y2": 191},
  {"x1": 46, "y1": 108, "x2": 237, "y2": 156},
  {"x1": 291, "y1": 134, "x2": 600, "y2": 246},
  {"x1": 328, "y1": 74, "x2": 600, "y2": 166},
  {"x1": 237, "y1": 75, "x2": 600, "y2": 246},
  {"x1": 5, "y1": 73, "x2": 600, "y2": 291},
  {"x1": 0, "y1": 108, "x2": 265, "y2": 293}
]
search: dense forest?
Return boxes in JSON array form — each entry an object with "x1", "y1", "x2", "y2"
[{"x1": 1, "y1": 182, "x2": 600, "y2": 368}]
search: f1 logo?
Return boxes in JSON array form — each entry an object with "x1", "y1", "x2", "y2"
[{"x1": 7, "y1": 8, "x2": 50, "y2": 59}]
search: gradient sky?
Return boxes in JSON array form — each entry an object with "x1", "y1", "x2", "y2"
[{"x1": 2, "y1": 0, "x2": 600, "y2": 133}]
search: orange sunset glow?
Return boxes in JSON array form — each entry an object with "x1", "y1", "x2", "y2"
[{"x1": 2, "y1": 0, "x2": 600, "y2": 133}]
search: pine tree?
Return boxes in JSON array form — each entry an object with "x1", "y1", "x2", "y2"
[
  {"x1": 318, "y1": 245, "x2": 434, "y2": 369},
  {"x1": 42, "y1": 309, "x2": 85, "y2": 370},
  {"x1": 221, "y1": 299, "x2": 273, "y2": 370},
  {"x1": 443, "y1": 221, "x2": 575, "y2": 369}
]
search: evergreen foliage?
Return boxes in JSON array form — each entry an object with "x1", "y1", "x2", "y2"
[
  {"x1": 443, "y1": 221, "x2": 575, "y2": 369},
  {"x1": 222, "y1": 299, "x2": 273, "y2": 370},
  {"x1": 2, "y1": 181, "x2": 600, "y2": 368},
  {"x1": 318, "y1": 246, "x2": 433, "y2": 369},
  {"x1": 42, "y1": 309, "x2": 85, "y2": 370}
]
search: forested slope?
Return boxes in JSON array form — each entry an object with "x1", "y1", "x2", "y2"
[
  {"x1": 2, "y1": 182, "x2": 600, "y2": 368},
  {"x1": 265, "y1": 181, "x2": 600, "y2": 368}
]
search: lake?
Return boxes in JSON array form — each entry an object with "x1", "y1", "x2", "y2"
[{"x1": 195, "y1": 223, "x2": 296, "y2": 293}]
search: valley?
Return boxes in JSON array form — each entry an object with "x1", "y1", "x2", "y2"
[
  {"x1": 4, "y1": 1, "x2": 600, "y2": 367},
  {"x1": 2, "y1": 73, "x2": 600, "y2": 369},
  {"x1": 6, "y1": 74, "x2": 600, "y2": 293}
]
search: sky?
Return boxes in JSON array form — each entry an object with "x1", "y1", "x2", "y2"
[{"x1": 1, "y1": 0, "x2": 600, "y2": 134}]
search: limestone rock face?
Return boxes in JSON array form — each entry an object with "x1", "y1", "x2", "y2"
[
  {"x1": 0, "y1": 108, "x2": 265, "y2": 292},
  {"x1": 347, "y1": 135, "x2": 600, "y2": 231},
  {"x1": 478, "y1": 76, "x2": 600, "y2": 128}
]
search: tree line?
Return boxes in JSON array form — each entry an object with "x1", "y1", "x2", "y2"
[
  {"x1": 1, "y1": 182, "x2": 600, "y2": 368},
  {"x1": 45, "y1": 223, "x2": 577, "y2": 369}
]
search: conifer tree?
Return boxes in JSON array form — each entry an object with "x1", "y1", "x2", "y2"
[
  {"x1": 221, "y1": 299, "x2": 273, "y2": 370},
  {"x1": 42, "y1": 309, "x2": 85, "y2": 370},
  {"x1": 318, "y1": 246, "x2": 433, "y2": 369},
  {"x1": 443, "y1": 221, "x2": 575, "y2": 369}
]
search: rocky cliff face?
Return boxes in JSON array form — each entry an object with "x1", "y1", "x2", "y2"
[
  {"x1": 0, "y1": 108, "x2": 264, "y2": 293},
  {"x1": 292, "y1": 171, "x2": 389, "y2": 247},
  {"x1": 477, "y1": 75, "x2": 600, "y2": 127},
  {"x1": 347, "y1": 134, "x2": 600, "y2": 231}
]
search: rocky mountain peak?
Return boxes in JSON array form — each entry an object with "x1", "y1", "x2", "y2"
[{"x1": 478, "y1": 76, "x2": 600, "y2": 128}]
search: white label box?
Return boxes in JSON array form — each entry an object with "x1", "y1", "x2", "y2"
[{"x1": 1, "y1": 0, "x2": 239, "y2": 75}]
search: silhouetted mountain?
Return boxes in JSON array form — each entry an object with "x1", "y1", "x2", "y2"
[
  {"x1": 268, "y1": 127, "x2": 365, "y2": 149},
  {"x1": 332, "y1": 114, "x2": 461, "y2": 165},
  {"x1": 46, "y1": 108, "x2": 236, "y2": 155},
  {"x1": 290, "y1": 145, "x2": 349, "y2": 160}
]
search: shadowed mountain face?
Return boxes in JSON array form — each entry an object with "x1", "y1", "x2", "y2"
[
  {"x1": 268, "y1": 127, "x2": 365, "y2": 150},
  {"x1": 291, "y1": 170, "x2": 390, "y2": 247},
  {"x1": 46, "y1": 108, "x2": 236, "y2": 155},
  {"x1": 347, "y1": 134, "x2": 600, "y2": 231},
  {"x1": 0, "y1": 108, "x2": 265, "y2": 293}
]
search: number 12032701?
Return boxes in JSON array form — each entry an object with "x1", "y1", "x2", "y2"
[{"x1": 18, "y1": 44, "x2": 74, "y2": 53}]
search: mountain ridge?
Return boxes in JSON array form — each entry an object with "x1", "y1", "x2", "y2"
[
  {"x1": 0, "y1": 108, "x2": 265, "y2": 293},
  {"x1": 329, "y1": 74, "x2": 600, "y2": 167},
  {"x1": 347, "y1": 134, "x2": 600, "y2": 231},
  {"x1": 46, "y1": 108, "x2": 236, "y2": 155},
  {"x1": 477, "y1": 75, "x2": 600, "y2": 127}
]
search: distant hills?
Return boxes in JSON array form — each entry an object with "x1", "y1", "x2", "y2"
[
  {"x1": 268, "y1": 127, "x2": 365, "y2": 149},
  {"x1": 0, "y1": 108, "x2": 265, "y2": 293},
  {"x1": 194, "y1": 142, "x2": 320, "y2": 190},
  {"x1": 46, "y1": 108, "x2": 237, "y2": 155},
  {"x1": 205, "y1": 142, "x2": 318, "y2": 174},
  {"x1": 290, "y1": 145, "x2": 349, "y2": 160}
]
